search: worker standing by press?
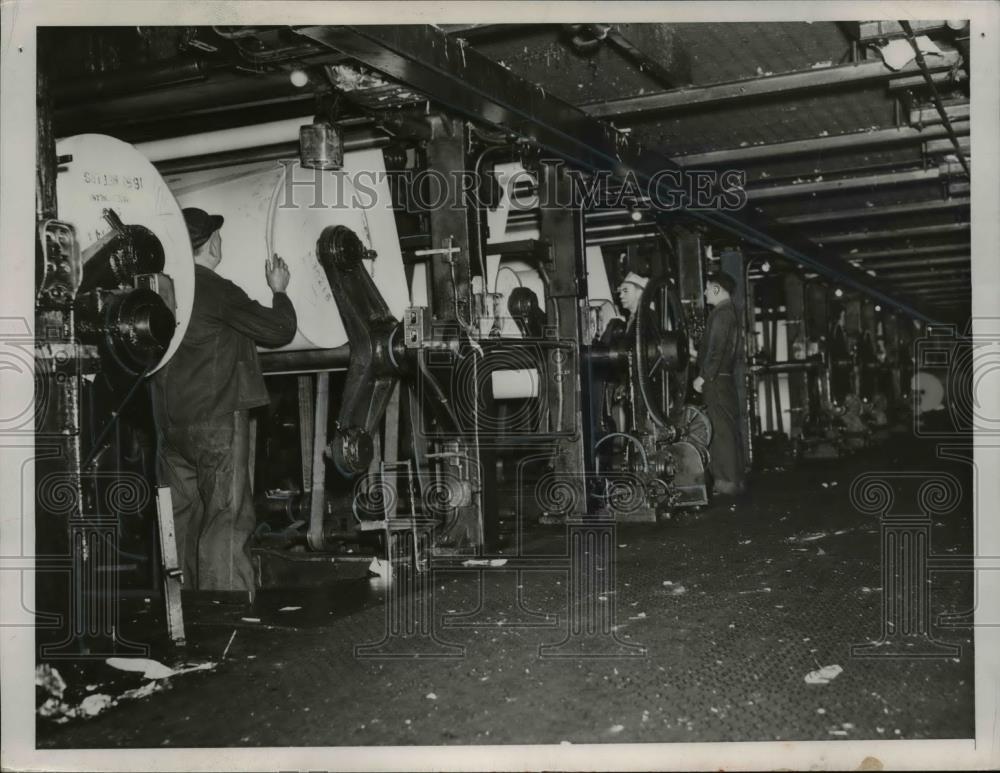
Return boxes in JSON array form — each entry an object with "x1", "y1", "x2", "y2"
[
  {"x1": 151, "y1": 208, "x2": 297, "y2": 603},
  {"x1": 693, "y1": 271, "x2": 746, "y2": 498}
]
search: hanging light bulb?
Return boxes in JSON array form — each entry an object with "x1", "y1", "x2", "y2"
[{"x1": 834, "y1": 288, "x2": 844, "y2": 298}]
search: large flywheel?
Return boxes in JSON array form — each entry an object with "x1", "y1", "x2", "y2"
[{"x1": 633, "y1": 274, "x2": 691, "y2": 429}]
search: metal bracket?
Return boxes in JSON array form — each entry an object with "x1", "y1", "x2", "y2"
[
  {"x1": 37, "y1": 219, "x2": 81, "y2": 309},
  {"x1": 316, "y1": 224, "x2": 400, "y2": 477}
]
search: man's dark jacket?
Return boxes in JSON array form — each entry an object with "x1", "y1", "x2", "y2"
[
  {"x1": 697, "y1": 298, "x2": 740, "y2": 381},
  {"x1": 152, "y1": 265, "x2": 297, "y2": 429}
]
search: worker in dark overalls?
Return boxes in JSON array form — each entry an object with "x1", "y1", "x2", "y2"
[
  {"x1": 693, "y1": 271, "x2": 746, "y2": 497},
  {"x1": 151, "y1": 208, "x2": 297, "y2": 602}
]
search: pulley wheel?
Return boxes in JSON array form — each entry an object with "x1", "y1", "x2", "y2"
[
  {"x1": 633, "y1": 274, "x2": 690, "y2": 428},
  {"x1": 673, "y1": 404, "x2": 712, "y2": 448}
]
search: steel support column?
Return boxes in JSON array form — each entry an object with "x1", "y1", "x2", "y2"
[
  {"x1": 720, "y1": 248, "x2": 751, "y2": 467},
  {"x1": 784, "y1": 273, "x2": 808, "y2": 439},
  {"x1": 883, "y1": 313, "x2": 901, "y2": 402},
  {"x1": 860, "y1": 299, "x2": 879, "y2": 400},
  {"x1": 845, "y1": 298, "x2": 863, "y2": 396},
  {"x1": 805, "y1": 281, "x2": 832, "y2": 407},
  {"x1": 426, "y1": 117, "x2": 474, "y2": 324},
  {"x1": 674, "y1": 226, "x2": 706, "y2": 340},
  {"x1": 424, "y1": 118, "x2": 491, "y2": 547},
  {"x1": 538, "y1": 161, "x2": 590, "y2": 519}
]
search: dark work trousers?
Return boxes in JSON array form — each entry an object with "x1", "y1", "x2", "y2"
[
  {"x1": 156, "y1": 410, "x2": 256, "y2": 595},
  {"x1": 703, "y1": 375, "x2": 746, "y2": 494}
]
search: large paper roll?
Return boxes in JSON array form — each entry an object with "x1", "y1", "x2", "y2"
[
  {"x1": 491, "y1": 368, "x2": 540, "y2": 400},
  {"x1": 55, "y1": 134, "x2": 195, "y2": 374},
  {"x1": 164, "y1": 149, "x2": 408, "y2": 351}
]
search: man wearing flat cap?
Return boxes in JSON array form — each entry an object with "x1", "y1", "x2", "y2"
[
  {"x1": 151, "y1": 208, "x2": 297, "y2": 601},
  {"x1": 693, "y1": 271, "x2": 746, "y2": 497}
]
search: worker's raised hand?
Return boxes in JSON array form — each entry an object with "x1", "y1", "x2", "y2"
[
  {"x1": 693, "y1": 376, "x2": 705, "y2": 393},
  {"x1": 266, "y1": 253, "x2": 290, "y2": 293}
]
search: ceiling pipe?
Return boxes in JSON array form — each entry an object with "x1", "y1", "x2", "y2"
[
  {"x1": 152, "y1": 129, "x2": 390, "y2": 175},
  {"x1": 51, "y1": 56, "x2": 209, "y2": 104},
  {"x1": 585, "y1": 231, "x2": 659, "y2": 246},
  {"x1": 136, "y1": 116, "x2": 315, "y2": 162}
]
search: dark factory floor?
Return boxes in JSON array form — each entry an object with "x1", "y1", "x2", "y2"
[{"x1": 36, "y1": 433, "x2": 975, "y2": 748}]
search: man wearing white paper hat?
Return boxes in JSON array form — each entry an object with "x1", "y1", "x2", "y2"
[{"x1": 617, "y1": 271, "x2": 649, "y2": 324}]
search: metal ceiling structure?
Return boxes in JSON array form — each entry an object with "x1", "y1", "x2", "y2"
[{"x1": 43, "y1": 20, "x2": 972, "y2": 324}]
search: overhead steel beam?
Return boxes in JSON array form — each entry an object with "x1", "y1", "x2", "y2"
[
  {"x1": 910, "y1": 102, "x2": 969, "y2": 125},
  {"x1": 891, "y1": 278, "x2": 971, "y2": 289},
  {"x1": 852, "y1": 20, "x2": 951, "y2": 42},
  {"x1": 907, "y1": 283, "x2": 973, "y2": 289},
  {"x1": 871, "y1": 268, "x2": 971, "y2": 280},
  {"x1": 748, "y1": 168, "x2": 942, "y2": 201},
  {"x1": 817, "y1": 222, "x2": 970, "y2": 244},
  {"x1": 580, "y1": 49, "x2": 961, "y2": 118},
  {"x1": 603, "y1": 28, "x2": 681, "y2": 89},
  {"x1": 293, "y1": 24, "x2": 945, "y2": 324},
  {"x1": 886, "y1": 71, "x2": 954, "y2": 91},
  {"x1": 858, "y1": 255, "x2": 970, "y2": 270},
  {"x1": 900, "y1": 21, "x2": 971, "y2": 181},
  {"x1": 442, "y1": 24, "x2": 548, "y2": 39},
  {"x1": 849, "y1": 243, "x2": 969, "y2": 260},
  {"x1": 925, "y1": 136, "x2": 971, "y2": 155},
  {"x1": 676, "y1": 122, "x2": 969, "y2": 167},
  {"x1": 777, "y1": 197, "x2": 969, "y2": 226}
]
